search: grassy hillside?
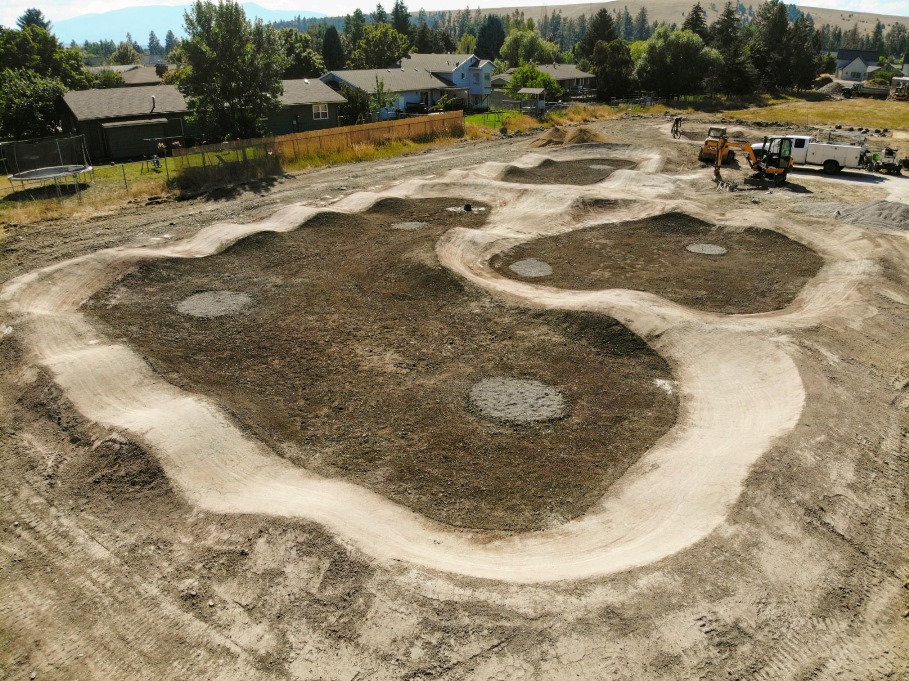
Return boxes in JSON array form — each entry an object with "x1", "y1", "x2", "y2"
[{"x1": 470, "y1": 1, "x2": 907, "y2": 35}]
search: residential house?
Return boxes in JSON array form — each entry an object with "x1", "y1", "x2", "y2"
[
  {"x1": 491, "y1": 64, "x2": 594, "y2": 98},
  {"x1": 62, "y1": 85, "x2": 188, "y2": 161},
  {"x1": 62, "y1": 80, "x2": 348, "y2": 162},
  {"x1": 834, "y1": 49, "x2": 883, "y2": 81},
  {"x1": 321, "y1": 68, "x2": 452, "y2": 114},
  {"x1": 270, "y1": 78, "x2": 348, "y2": 133},
  {"x1": 398, "y1": 53, "x2": 495, "y2": 110}
]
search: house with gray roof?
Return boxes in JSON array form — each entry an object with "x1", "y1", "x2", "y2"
[
  {"x1": 492, "y1": 64, "x2": 594, "y2": 98},
  {"x1": 321, "y1": 68, "x2": 454, "y2": 114},
  {"x1": 834, "y1": 49, "x2": 883, "y2": 81},
  {"x1": 63, "y1": 85, "x2": 189, "y2": 161},
  {"x1": 62, "y1": 80, "x2": 348, "y2": 161},
  {"x1": 398, "y1": 53, "x2": 495, "y2": 109}
]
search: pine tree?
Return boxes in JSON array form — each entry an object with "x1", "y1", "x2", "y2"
[
  {"x1": 322, "y1": 25, "x2": 345, "y2": 70},
  {"x1": 148, "y1": 30, "x2": 162, "y2": 55},
  {"x1": 682, "y1": 2, "x2": 709, "y2": 42}
]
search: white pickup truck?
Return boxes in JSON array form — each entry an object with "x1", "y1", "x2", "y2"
[{"x1": 754, "y1": 135, "x2": 869, "y2": 174}]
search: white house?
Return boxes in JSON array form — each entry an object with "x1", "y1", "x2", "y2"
[{"x1": 834, "y1": 49, "x2": 883, "y2": 81}]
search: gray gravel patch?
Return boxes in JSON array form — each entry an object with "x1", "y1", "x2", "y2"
[
  {"x1": 469, "y1": 377, "x2": 567, "y2": 424},
  {"x1": 177, "y1": 290, "x2": 252, "y2": 318},
  {"x1": 509, "y1": 258, "x2": 553, "y2": 277},
  {"x1": 686, "y1": 243, "x2": 727, "y2": 255}
]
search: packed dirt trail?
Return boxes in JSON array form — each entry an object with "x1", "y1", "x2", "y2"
[{"x1": 2, "y1": 118, "x2": 907, "y2": 679}]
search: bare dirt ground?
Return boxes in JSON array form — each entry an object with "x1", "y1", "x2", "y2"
[{"x1": 2, "y1": 117, "x2": 908, "y2": 680}]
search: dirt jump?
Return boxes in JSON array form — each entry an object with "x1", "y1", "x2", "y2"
[{"x1": 2, "y1": 122, "x2": 907, "y2": 679}]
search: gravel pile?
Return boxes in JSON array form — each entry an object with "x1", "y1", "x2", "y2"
[
  {"x1": 817, "y1": 81, "x2": 845, "y2": 99},
  {"x1": 836, "y1": 200, "x2": 909, "y2": 231}
]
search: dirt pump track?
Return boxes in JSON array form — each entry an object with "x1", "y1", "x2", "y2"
[{"x1": 2, "y1": 143, "x2": 891, "y2": 585}]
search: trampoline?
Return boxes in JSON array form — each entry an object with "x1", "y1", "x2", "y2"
[{"x1": 2, "y1": 135, "x2": 94, "y2": 201}]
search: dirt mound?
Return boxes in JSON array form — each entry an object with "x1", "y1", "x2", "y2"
[
  {"x1": 836, "y1": 200, "x2": 909, "y2": 231},
  {"x1": 530, "y1": 127, "x2": 567, "y2": 147},
  {"x1": 530, "y1": 126, "x2": 606, "y2": 147}
]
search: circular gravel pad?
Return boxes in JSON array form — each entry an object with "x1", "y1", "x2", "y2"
[
  {"x1": 176, "y1": 290, "x2": 251, "y2": 318},
  {"x1": 469, "y1": 377, "x2": 567, "y2": 424},
  {"x1": 686, "y1": 243, "x2": 727, "y2": 255},
  {"x1": 509, "y1": 258, "x2": 553, "y2": 277}
]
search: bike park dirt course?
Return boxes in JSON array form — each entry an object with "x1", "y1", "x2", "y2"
[{"x1": 2, "y1": 118, "x2": 908, "y2": 679}]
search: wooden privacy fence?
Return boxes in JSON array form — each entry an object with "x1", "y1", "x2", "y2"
[{"x1": 273, "y1": 111, "x2": 464, "y2": 162}]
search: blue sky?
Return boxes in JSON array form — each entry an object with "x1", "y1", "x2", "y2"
[{"x1": 4, "y1": 0, "x2": 907, "y2": 34}]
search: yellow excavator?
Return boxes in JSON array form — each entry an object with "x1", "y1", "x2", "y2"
[{"x1": 712, "y1": 136, "x2": 794, "y2": 189}]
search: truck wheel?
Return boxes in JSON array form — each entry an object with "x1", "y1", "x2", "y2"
[
  {"x1": 823, "y1": 160, "x2": 841, "y2": 175},
  {"x1": 698, "y1": 151, "x2": 707, "y2": 163}
]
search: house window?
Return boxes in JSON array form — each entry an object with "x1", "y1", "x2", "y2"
[
  {"x1": 473, "y1": 72, "x2": 479, "y2": 84},
  {"x1": 313, "y1": 103, "x2": 328, "y2": 120}
]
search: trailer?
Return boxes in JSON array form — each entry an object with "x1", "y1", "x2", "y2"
[
  {"x1": 864, "y1": 147, "x2": 906, "y2": 175},
  {"x1": 890, "y1": 76, "x2": 909, "y2": 101}
]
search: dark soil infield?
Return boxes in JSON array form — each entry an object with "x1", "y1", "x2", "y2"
[
  {"x1": 501, "y1": 158, "x2": 636, "y2": 185},
  {"x1": 491, "y1": 212, "x2": 824, "y2": 314},
  {"x1": 87, "y1": 197, "x2": 677, "y2": 532}
]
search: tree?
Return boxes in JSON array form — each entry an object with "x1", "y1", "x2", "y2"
[
  {"x1": 16, "y1": 8, "x2": 51, "y2": 30},
  {"x1": 179, "y1": 0, "x2": 286, "y2": 140},
  {"x1": 635, "y1": 27, "x2": 718, "y2": 96},
  {"x1": 338, "y1": 82, "x2": 370, "y2": 123},
  {"x1": 279, "y1": 28, "x2": 324, "y2": 78},
  {"x1": 505, "y1": 62, "x2": 563, "y2": 98},
  {"x1": 476, "y1": 15, "x2": 505, "y2": 59},
  {"x1": 322, "y1": 25, "x2": 345, "y2": 70},
  {"x1": 348, "y1": 22, "x2": 408, "y2": 68},
  {"x1": 593, "y1": 38, "x2": 634, "y2": 100},
  {"x1": 633, "y1": 7, "x2": 650, "y2": 40},
  {"x1": 110, "y1": 40, "x2": 140, "y2": 65},
  {"x1": 93, "y1": 69, "x2": 126, "y2": 88},
  {"x1": 372, "y1": 3, "x2": 388, "y2": 24},
  {"x1": 344, "y1": 9, "x2": 367, "y2": 46},
  {"x1": 148, "y1": 30, "x2": 163, "y2": 55},
  {"x1": 576, "y1": 8, "x2": 617, "y2": 61},
  {"x1": 457, "y1": 33, "x2": 476, "y2": 54},
  {"x1": 788, "y1": 14, "x2": 821, "y2": 90},
  {"x1": 164, "y1": 29, "x2": 178, "y2": 55},
  {"x1": 391, "y1": 0, "x2": 410, "y2": 37},
  {"x1": 125, "y1": 32, "x2": 143, "y2": 53},
  {"x1": 0, "y1": 68, "x2": 65, "y2": 140},
  {"x1": 682, "y1": 2, "x2": 709, "y2": 42},
  {"x1": 500, "y1": 29, "x2": 560, "y2": 68},
  {"x1": 748, "y1": 0, "x2": 791, "y2": 90},
  {"x1": 0, "y1": 25, "x2": 92, "y2": 89},
  {"x1": 708, "y1": 3, "x2": 755, "y2": 94}
]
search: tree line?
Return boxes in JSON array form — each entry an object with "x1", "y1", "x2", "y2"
[{"x1": 2, "y1": 0, "x2": 908, "y2": 143}]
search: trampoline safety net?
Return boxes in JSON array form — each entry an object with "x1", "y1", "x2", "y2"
[{"x1": 1, "y1": 135, "x2": 92, "y2": 177}]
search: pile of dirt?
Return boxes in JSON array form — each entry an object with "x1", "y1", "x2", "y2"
[
  {"x1": 835, "y1": 199, "x2": 909, "y2": 231},
  {"x1": 530, "y1": 125, "x2": 607, "y2": 147},
  {"x1": 563, "y1": 126, "x2": 608, "y2": 145},
  {"x1": 530, "y1": 127, "x2": 567, "y2": 147}
]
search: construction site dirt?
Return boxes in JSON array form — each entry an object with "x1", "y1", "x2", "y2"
[{"x1": 1, "y1": 116, "x2": 907, "y2": 680}]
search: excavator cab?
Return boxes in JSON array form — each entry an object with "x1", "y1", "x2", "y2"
[
  {"x1": 699, "y1": 127, "x2": 733, "y2": 164},
  {"x1": 760, "y1": 136, "x2": 793, "y2": 175}
]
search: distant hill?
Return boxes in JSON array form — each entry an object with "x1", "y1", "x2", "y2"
[
  {"x1": 470, "y1": 1, "x2": 907, "y2": 35},
  {"x1": 53, "y1": 3, "x2": 325, "y2": 45}
]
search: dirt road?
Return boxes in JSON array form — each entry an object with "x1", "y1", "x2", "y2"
[{"x1": 2, "y1": 118, "x2": 907, "y2": 679}]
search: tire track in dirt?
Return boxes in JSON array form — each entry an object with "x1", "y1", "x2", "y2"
[
  {"x1": 1, "y1": 145, "x2": 884, "y2": 584},
  {"x1": 1, "y1": 477, "x2": 260, "y2": 679}
]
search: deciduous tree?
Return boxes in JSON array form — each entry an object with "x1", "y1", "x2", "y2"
[
  {"x1": 179, "y1": 0, "x2": 286, "y2": 140},
  {"x1": 593, "y1": 38, "x2": 635, "y2": 100},
  {"x1": 348, "y1": 22, "x2": 408, "y2": 68},
  {"x1": 0, "y1": 68, "x2": 65, "y2": 139}
]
